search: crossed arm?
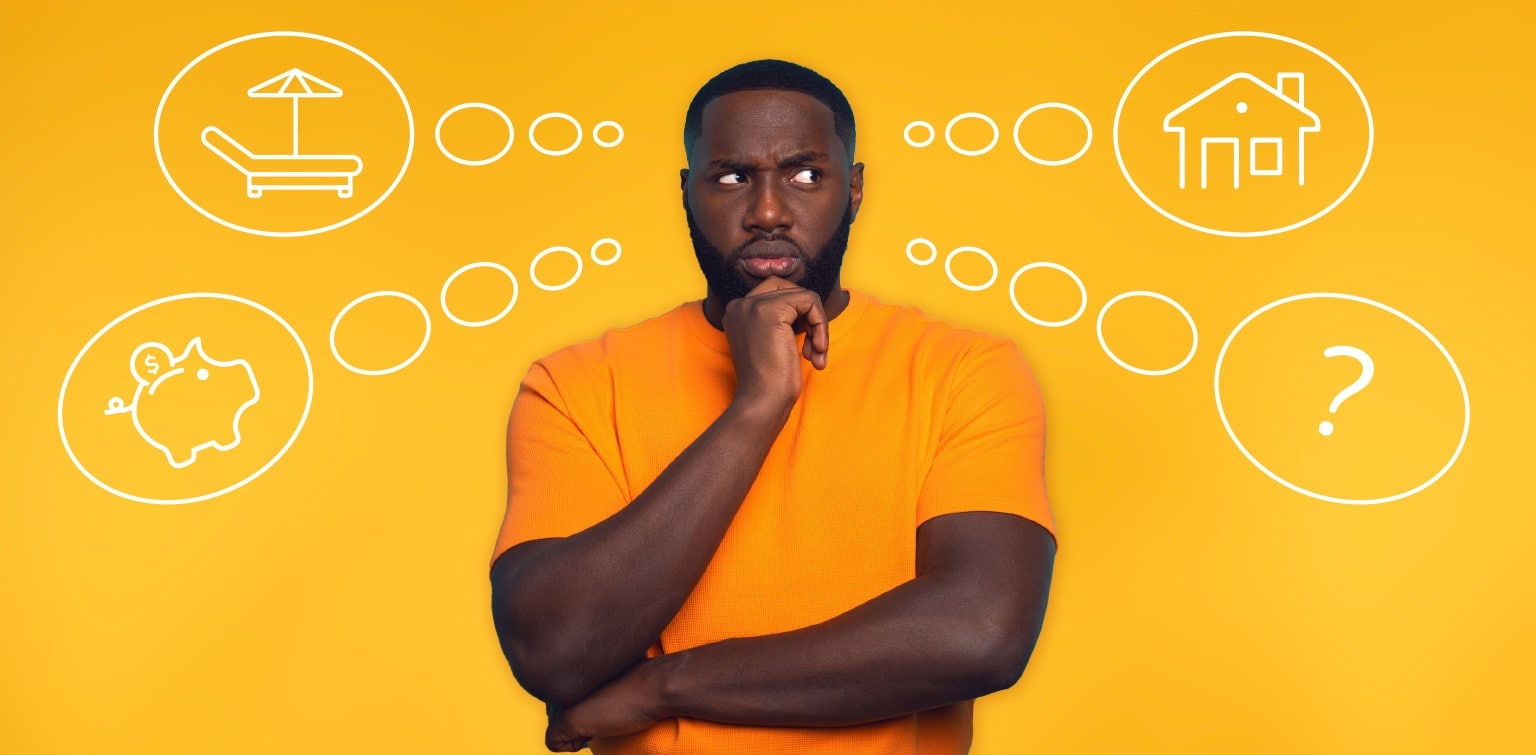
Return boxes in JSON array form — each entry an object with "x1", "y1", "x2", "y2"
[{"x1": 489, "y1": 397, "x2": 1056, "y2": 749}]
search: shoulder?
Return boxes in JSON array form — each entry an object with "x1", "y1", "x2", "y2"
[
  {"x1": 528, "y1": 302, "x2": 694, "y2": 387},
  {"x1": 857, "y1": 292, "x2": 1023, "y2": 364},
  {"x1": 853, "y1": 293, "x2": 1041, "y2": 410}
]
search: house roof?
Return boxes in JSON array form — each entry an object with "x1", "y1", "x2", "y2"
[{"x1": 1162, "y1": 73, "x2": 1320, "y2": 131}]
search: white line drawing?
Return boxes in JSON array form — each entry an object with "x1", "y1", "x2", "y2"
[
  {"x1": 1214, "y1": 293, "x2": 1470, "y2": 504},
  {"x1": 592, "y1": 121, "x2": 625, "y2": 148},
  {"x1": 1008, "y1": 262, "x2": 1088, "y2": 327},
  {"x1": 905, "y1": 238, "x2": 937, "y2": 266},
  {"x1": 200, "y1": 68, "x2": 364, "y2": 198},
  {"x1": 249, "y1": 68, "x2": 342, "y2": 153},
  {"x1": 1112, "y1": 31, "x2": 1374, "y2": 237},
  {"x1": 944, "y1": 113, "x2": 999, "y2": 156},
  {"x1": 329, "y1": 291, "x2": 432, "y2": 376},
  {"x1": 154, "y1": 31, "x2": 415, "y2": 237},
  {"x1": 1163, "y1": 72, "x2": 1319, "y2": 189},
  {"x1": 903, "y1": 121, "x2": 935, "y2": 148},
  {"x1": 944, "y1": 246, "x2": 998, "y2": 291},
  {"x1": 102, "y1": 338, "x2": 260, "y2": 469},
  {"x1": 1096, "y1": 291, "x2": 1198, "y2": 376},
  {"x1": 440, "y1": 262, "x2": 519, "y2": 328},
  {"x1": 1249, "y1": 137, "x2": 1284, "y2": 177},
  {"x1": 590, "y1": 238, "x2": 622, "y2": 266},
  {"x1": 530, "y1": 245, "x2": 583, "y2": 291},
  {"x1": 436, "y1": 102, "x2": 514, "y2": 166},
  {"x1": 201, "y1": 127, "x2": 363, "y2": 199},
  {"x1": 57, "y1": 292, "x2": 314, "y2": 506},
  {"x1": 1013, "y1": 103, "x2": 1093, "y2": 166},
  {"x1": 529, "y1": 113, "x2": 583, "y2": 156},
  {"x1": 1318, "y1": 345, "x2": 1374, "y2": 437}
]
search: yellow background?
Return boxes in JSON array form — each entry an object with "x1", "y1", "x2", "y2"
[{"x1": 3, "y1": 1, "x2": 1533, "y2": 753}]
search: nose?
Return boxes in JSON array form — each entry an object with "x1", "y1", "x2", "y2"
[{"x1": 745, "y1": 180, "x2": 792, "y2": 234}]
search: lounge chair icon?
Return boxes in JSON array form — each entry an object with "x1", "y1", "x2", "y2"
[
  {"x1": 200, "y1": 68, "x2": 364, "y2": 199},
  {"x1": 202, "y1": 126, "x2": 363, "y2": 198}
]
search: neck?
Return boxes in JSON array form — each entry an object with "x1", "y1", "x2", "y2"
[{"x1": 702, "y1": 282, "x2": 849, "y2": 331}]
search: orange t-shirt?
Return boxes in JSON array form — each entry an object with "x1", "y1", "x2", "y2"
[{"x1": 492, "y1": 288, "x2": 1054, "y2": 754}]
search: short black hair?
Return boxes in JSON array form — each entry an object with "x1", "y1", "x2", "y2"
[{"x1": 683, "y1": 59, "x2": 856, "y2": 164}]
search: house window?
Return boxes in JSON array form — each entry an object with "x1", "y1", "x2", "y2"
[{"x1": 1249, "y1": 138, "x2": 1283, "y2": 176}]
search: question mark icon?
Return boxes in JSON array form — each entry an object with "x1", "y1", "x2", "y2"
[{"x1": 1319, "y1": 345, "x2": 1374, "y2": 436}]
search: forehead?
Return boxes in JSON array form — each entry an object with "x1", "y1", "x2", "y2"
[{"x1": 694, "y1": 89, "x2": 844, "y2": 163}]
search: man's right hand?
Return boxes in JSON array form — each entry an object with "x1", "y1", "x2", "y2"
[{"x1": 722, "y1": 276, "x2": 829, "y2": 415}]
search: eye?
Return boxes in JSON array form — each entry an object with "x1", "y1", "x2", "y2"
[
  {"x1": 715, "y1": 172, "x2": 746, "y2": 185},
  {"x1": 790, "y1": 168, "x2": 820, "y2": 184}
]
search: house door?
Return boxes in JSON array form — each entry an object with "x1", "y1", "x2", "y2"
[{"x1": 1199, "y1": 137, "x2": 1240, "y2": 189}]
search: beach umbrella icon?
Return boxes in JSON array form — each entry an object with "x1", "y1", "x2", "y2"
[{"x1": 247, "y1": 68, "x2": 343, "y2": 155}]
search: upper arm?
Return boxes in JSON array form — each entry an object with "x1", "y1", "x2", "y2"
[
  {"x1": 489, "y1": 360, "x2": 627, "y2": 567},
  {"x1": 914, "y1": 337, "x2": 1055, "y2": 537},
  {"x1": 916, "y1": 511, "x2": 1056, "y2": 685},
  {"x1": 911, "y1": 335, "x2": 1057, "y2": 676}
]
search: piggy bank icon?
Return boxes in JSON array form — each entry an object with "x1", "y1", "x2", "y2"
[{"x1": 104, "y1": 337, "x2": 260, "y2": 468}]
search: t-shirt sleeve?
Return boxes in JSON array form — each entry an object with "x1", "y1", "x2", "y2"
[
  {"x1": 915, "y1": 336, "x2": 1056, "y2": 540},
  {"x1": 490, "y1": 359, "x2": 628, "y2": 567}
]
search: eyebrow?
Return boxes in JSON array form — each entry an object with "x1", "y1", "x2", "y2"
[{"x1": 710, "y1": 151, "x2": 829, "y2": 172}]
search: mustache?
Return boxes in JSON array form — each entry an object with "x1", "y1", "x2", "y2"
[{"x1": 732, "y1": 234, "x2": 803, "y2": 258}]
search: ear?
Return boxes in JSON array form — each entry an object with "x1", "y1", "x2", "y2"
[
  {"x1": 679, "y1": 168, "x2": 690, "y2": 211},
  {"x1": 848, "y1": 162, "x2": 865, "y2": 223}
]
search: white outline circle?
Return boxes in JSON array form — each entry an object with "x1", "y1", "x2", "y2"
[
  {"x1": 1013, "y1": 102, "x2": 1094, "y2": 166},
  {"x1": 153, "y1": 31, "x2": 415, "y2": 238},
  {"x1": 943, "y1": 113, "x2": 999, "y2": 156},
  {"x1": 439, "y1": 262, "x2": 519, "y2": 327},
  {"x1": 1112, "y1": 31, "x2": 1375, "y2": 237},
  {"x1": 590, "y1": 238, "x2": 622, "y2": 266},
  {"x1": 435, "y1": 102, "x2": 513, "y2": 166},
  {"x1": 1214, "y1": 293, "x2": 1470, "y2": 505},
  {"x1": 530, "y1": 246, "x2": 583, "y2": 291},
  {"x1": 56, "y1": 293, "x2": 315, "y2": 505},
  {"x1": 943, "y1": 246, "x2": 998, "y2": 291},
  {"x1": 592, "y1": 120, "x2": 624, "y2": 148},
  {"x1": 528, "y1": 112, "x2": 583, "y2": 156},
  {"x1": 1096, "y1": 291, "x2": 1199, "y2": 376},
  {"x1": 329, "y1": 291, "x2": 432, "y2": 376},
  {"x1": 1008, "y1": 262, "x2": 1088, "y2": 327},
  {"x1": 903, "y1": 121, "x2": 936, "y2": 148},
  {"x1": 906, "y1": 238, "x2": 938, "y2": 266}
]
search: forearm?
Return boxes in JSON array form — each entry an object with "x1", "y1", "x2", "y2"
[
  {"x1": 495, "y1": 400, "x2": 789, "y2": 707},
  {"x1": 649, "y1": 569, "x2": 1036, "y2": 727}
]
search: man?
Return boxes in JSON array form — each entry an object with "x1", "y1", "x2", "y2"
[{"x1": 490, "y1": 59, "x2": 1056, "y2": 754}]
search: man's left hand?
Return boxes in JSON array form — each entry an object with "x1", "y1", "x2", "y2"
[{"x1": 545, "y1": 661, "x2": 666, "y2": 751}]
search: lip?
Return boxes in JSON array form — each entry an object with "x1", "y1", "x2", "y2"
[
  {"x1": 739, "y1": 255, "x2": 801, "y2": 278},
  {"x1": 737, "y1": 240, "x2": 803, "y2": 278}
]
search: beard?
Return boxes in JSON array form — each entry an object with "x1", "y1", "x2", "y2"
[{"x1": 686, "y1": 200, "x2": 854, "y2": 306}]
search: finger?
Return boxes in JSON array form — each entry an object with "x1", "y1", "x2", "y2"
[
  {"x1": 546, "y1": 717, "x2": 578, "y2": 752},
  {"x1": 798, "y1": 296, "x2": 829, "y2": 368},
  {"x1": 745, "y1": 275, "x2": 800, "y2": 297},
  {"x1": 792, "y1": 297, "x2": 829, "y2": 368}
]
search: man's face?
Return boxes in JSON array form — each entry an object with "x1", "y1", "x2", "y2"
[{"x1": 683, "y1": 89, "x2": 864, "y2": 305}]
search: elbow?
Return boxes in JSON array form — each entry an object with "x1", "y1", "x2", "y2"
[
  {"x1": 507, "y1": 646, "x2": 589, "y2": 709},
  {"x1": 493, "y1": 612, "x2": 591, "y2": 708},
  {"x1": 963, "y1": 614, "x2": 1043, "y2": 695},
  {"x1": 980, "y1": 631, "x2": 1037, "y2": 693},
  {"x1": 491, "y1": 575, "x2": 586, "y2": 708}
]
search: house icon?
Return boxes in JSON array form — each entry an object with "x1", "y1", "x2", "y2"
[{"x1": 1163, "y1": 72, "x2": 1320, "y2": 189}]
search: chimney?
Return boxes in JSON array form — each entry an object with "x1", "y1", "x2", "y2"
[{"x1": 1277, "y1": 73, "x2": 1304, "y2": 106}]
